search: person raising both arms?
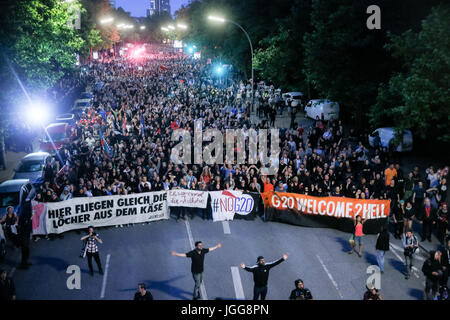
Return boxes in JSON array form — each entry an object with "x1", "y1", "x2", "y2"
[{"x1": 349, "y1": 215, "x2": 367, "y2": 257}]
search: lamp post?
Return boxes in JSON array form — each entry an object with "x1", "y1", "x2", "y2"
[{"x1": 208, "y1": 15, "x2": 254, "y2": 112}]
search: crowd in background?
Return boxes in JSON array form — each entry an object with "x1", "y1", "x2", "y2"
[{"x1": 30, "y1": 47, "x2": 449, "y2": 243}]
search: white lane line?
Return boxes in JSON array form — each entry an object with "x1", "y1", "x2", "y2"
[
  {"x1": 185, "y1": 219, "x2": 208, "y2": 300},
  {"x1": 389, "y1": 244, "x2": 405, "y2": 262},
  {"x1": 100, "y1": 254, "x2": 111, "y2": 299},
  {"x1": 231, "y1": 267, "x2": 245, "y2": 300},
  {"x1": 389, "y1": 244, "x2": 420, "y2": 279},
  {"x1": 222, "y1": 221, "x2": 231, "y2": 234},
  {"x1": 316, "y1": 254, "x2": 344, "y2": 299}
]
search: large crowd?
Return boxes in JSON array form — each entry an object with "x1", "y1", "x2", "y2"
[{"x1": 31, "y1": 46, "x2": 449, "y2": 243}]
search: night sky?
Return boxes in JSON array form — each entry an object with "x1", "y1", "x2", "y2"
[{"x1": 116, "y1": 0, "x2": 190, "y2": 17}]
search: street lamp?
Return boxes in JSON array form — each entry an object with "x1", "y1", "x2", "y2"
[
  {"x1": 208, "y1": 15, "x2": 255, "y2": 112},
  {"x1": 167, "y1": 25, "x2": 175, "y2": 30},
  {"x1": 140, "y1": 25, "x2": 146, "y2": 30},
  {"x1": 177, "y1": 23, "x2": 188, "y2": 30},
  {"x1": 100, "y1": 17, "x2": 114, "y2": 24},
  {"x1": 161, "y1": 27, "x2": 169, "y2": 32}
]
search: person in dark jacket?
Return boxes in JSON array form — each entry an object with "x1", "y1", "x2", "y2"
[
  {"x1": 393, "y1": 200, "x2": 405, "y2": 239},
  {"x1": 419, "y1": 198, "x2": 437, "y2": 242},
  {"x1": 375, "y1": 225, "x2": 390, "y2": 273},
  {"x1": 241, "y1": 253, "x2": 289, "y2": 300},
  {"x1": 0, "y1": 269, "x2": 15, "y2": 300},
  {"x1": 289, "y1": 279, "x2": 313, "y2": 300},
  {"x1": 422, "y1": 250, "x2": 443, "y2": 300},
  {"x1": 440, "y1": 239, "x2": 450, "y2": 287},
  {"x1": 17, "y1": 200, "x2": 33, "y2": 269},
  {"x1": 134, "y1": 283, "x2": 153, "y2": 301}
]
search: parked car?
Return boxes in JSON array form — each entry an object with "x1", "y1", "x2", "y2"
[
  {"x1": 40, "y1": 123, "x2": 73, "y2": 154},
  {"x1": 72, "y1": 99, "x2": 91, "y2": 112},
  {"x1": 79, "y1": 92, "x2": 93, "y2": 101},
  {"x1": 13, "y1": 152, "x2": 51, "y2": 181},
  {"x1": 282, "y1": 92, "x2": 304, "y2": 107},
  {"x1": 368, "y1": 127, "x2": 413, "y2": 152},
  {"x1": 0, "y1": 179, "x2": 33, "y2": 218},
  {"x1": 305, "y1": 99, "x2": 340, "y2": 121},
  {"x1": 55, "y1": 113, "x2": 76, "y2": 126}
]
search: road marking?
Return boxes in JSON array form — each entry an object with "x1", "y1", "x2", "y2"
[
  {"x1": 389, "y1": 244, "x2": 405, "y2": 263},
  {"x1": 231, "y1": 267, "x2": 245, "y2": 300},
  {"x1": 222, "y1": 221, "x2": 231, "y2": 234},
  {"x1": 316, "y1": 254, "x2": 344, "y2": 299},
  {"x1": 100, "y1": 254, "x2": 111, "y2": 299},
  {"x1": 184, "y1": 219, "x2": 208, "y2": 300},
  {"x1": 390, "y1": 243, "x2": 424, "y2": 261}
]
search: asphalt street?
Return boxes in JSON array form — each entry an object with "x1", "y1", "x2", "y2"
[{"x1": 1, "y1": 213, "x2": 430, "y2": 300}]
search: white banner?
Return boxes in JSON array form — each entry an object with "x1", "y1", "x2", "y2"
[
  {"x1": 210, "y1": 190, "x2": 253, "y2": 222},
  {"x1": 33, "y1": 191, "x2": 168, "y2": 234},
  {"x1": 168, "y1": 189, "x2": 209, "y2": 208},
  {"x1": 32, "y1": 200, "x2": 47, "y2": 235}
]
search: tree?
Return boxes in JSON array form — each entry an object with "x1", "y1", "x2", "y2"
[
  {"x1": 79, "y1": 0, "x2": 120, "y2": 57},
  {"x1": 0, "y1": 0, "x2": 84, "y2": 92},
  {"x1": 253, "y1": 0, "x2": 312, "y2": 93},
  {"x1": 370, "y1": 5, "x2": 450, "y2": 143},
  {"x1": 0, "y1": 0, "x2": 85, "y2": 168},
  {"x1": 141, "y1": 11, "x2": 174, "y2": 43}
]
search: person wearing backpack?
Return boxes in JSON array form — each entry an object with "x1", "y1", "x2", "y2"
[
  {"x1": 403, "y1": 230, "x2": 419, "y2": 279},
  {"x1": 375, "y1": 225, "x2": 390, "y2": 273}
]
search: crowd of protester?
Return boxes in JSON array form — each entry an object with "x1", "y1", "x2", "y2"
[
  {"x1": 0, "y1": 44, "x2": 448, "y2": 301},
  {"x1": 29, "y1": 46, "x2": 449, "y2": 244}
]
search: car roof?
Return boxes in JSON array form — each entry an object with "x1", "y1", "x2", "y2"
[
  {"x1": 56, "y1": 113, "x2": 75, "y2": 119},
  {"x1": 21, "y1": 152, "x2": 51, "y2": 161},
  {"x1": 375, "y1": 127, "x2": 412, "y2": 134},
  {"x1": 284, "y1": 92, "x2": 303, "y2": 96},
  {"x1": 309, "y1": 99, "x2": 339, "y2": 104},
  {"x1": 0, "y1": 179, "x2": 30, "y2": 193},
  {"x1": 45, "y1": 123, "x2": 67, "y2": 130}
]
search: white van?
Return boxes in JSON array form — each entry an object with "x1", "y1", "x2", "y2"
[
  {"x1": 305, "y1": 99, "x2": 339, "y2": 121},
  {"x1": 282, "y1": 92, "x2": 303, "y2": 107}
]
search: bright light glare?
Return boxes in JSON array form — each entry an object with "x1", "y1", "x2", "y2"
[
  {"x1": 168, "y1": 25, "x2": 175, "y2": 30},
  {"x1": 140, "y1": 25, "x2": 146, "y2": 30},
  {"x1": 188, "y1": 47, "x2": 194, "y2": 53},
  {"x1": 26, "y1": 103, "x2": 49, "y2": 125},
  {"x1": 177, "y1": 23, "x2": 188, "y2": 29},
  {"x1": 130, "y1": 47, "x2": 146, "y2": 60},
  {"x1": 100, "y1": 17, "x2": 114, "y2": 24},
  {"x1": 208, "y1": 15, "x2": 226, "y2": 23},
  {"x1": 161, "y1": 27, "x2": 169, "y2": 32},
  {"x1": 217, "y1": 67, "x2": 223, "y2": 74}
]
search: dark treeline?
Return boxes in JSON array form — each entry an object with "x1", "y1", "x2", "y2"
[{"x1": 176, "y1": 0, "x2": 449, "y2": 148}]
